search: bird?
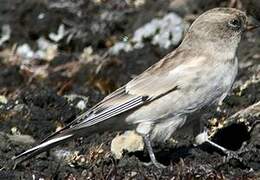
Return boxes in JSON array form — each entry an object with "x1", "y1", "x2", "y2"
[{"x1": 14, "y1": 8, "x2": 249, "y2": 168}]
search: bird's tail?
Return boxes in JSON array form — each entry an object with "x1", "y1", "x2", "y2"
[
  {"x1": 12, "y1": 89, "x2": 139, "y2": 163},
  {"x1": 12, "y1": 130, "x2": 75, "y2": 164},
  {"x1": 12, "y1": 117, "x2": 119, "y2": 163}
]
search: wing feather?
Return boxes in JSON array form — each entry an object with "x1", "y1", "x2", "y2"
[
  {"x1": 14, "y1": 49, "x2": 210, "y2": 162},
  {"x1": 43, "y1": 49, "x2": 203, "y2": 142},
  {"x1": 41, "y1": 88, "x2": 148, "y2": 143}
]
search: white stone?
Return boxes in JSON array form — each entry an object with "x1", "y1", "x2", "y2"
[
  {"x1": 109, "y1": 12, "x2": 185, "y2": 54},
  {"x1": 111, "y1": 131, "x2": 144, "y2": 159}
]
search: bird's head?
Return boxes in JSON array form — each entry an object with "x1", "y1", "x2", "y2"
[{"x1": 181, "y1": 8, "x2": 248, "y2": 52}]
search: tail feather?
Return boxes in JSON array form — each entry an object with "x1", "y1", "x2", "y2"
[
  {"x1": 13, "y1": 133, "x2": 74, "y2": 163},
  {"x1": 12, "y1": 86, "x2": 142, "y2": 163}
]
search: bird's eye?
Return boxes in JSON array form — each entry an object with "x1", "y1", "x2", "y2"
[{"x1": 228, "y1": 19, "x2": 241, "y2": 30}]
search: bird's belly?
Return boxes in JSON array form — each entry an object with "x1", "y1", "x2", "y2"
[{"x1": 150, "y1": 115, "x2": 187, "y2": 142}]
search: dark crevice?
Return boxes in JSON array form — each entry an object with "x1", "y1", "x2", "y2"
[
  {"x1": 131, "y1": 123, "x2": 251, "y2": 166},
  {"x1": 130, "y1": 145, "x2": 193, "y2": 166},
  {"x1": 211, "y1": 123, "x2": 250, "y2": 151}
]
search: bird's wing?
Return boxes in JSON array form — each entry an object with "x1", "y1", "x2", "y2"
[
  {"x1": 13, "y1": 86, "x2": 150, "y2": 162},
  {"x1": 125, "y1": 49, "x2": 207, "y2": 98},
  {"x1": 14, "y1": 49, "x2": 207, "y2": 162},
  {"x1": 40, "y1": 86, "x2": 148, "y2": 143},
  {"x1": 50, "y1": 48, "x2": 205, "y2": 131},
  {"x1": 40, "y1": 49, "x2": 206, "y2": 143}
]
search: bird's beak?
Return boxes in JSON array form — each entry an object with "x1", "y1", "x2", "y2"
[
  {"x1": 245, "y1": 24, "x2": 260, "y2": 31},
  {"x1": 244, "y1": 18, "x2": 260, "y2": 32}
]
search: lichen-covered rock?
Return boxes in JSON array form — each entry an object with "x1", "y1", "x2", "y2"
[
  {"x1": 109, "y1": 12, "x2": 185, "y2": 54},
  {"x1": 111, "y1": 131, "x2": 144, "y2": 159}
]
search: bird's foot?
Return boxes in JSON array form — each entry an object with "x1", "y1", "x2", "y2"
[
  {"x1": 203, "y1": 139, "x2": 244, "y2": 162},
  {"x1": 223, "y1": 150, "x2": 243, "y2": 163},
  {"x1": 143, "y1": 161, "x2": 166, "y2": 169},
  {"x1": 142, "y1": 134, "x2": 166, "y2": 169}
]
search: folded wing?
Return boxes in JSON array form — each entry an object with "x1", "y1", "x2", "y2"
[{"x1": 14, "y1": 49, "x2": 205, "y2": 162}]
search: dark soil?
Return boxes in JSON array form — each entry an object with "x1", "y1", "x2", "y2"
[{"x1": 0, "y1": 0, "x2": 259, "y2": 179}]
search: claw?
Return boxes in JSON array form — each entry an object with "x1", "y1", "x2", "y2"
[
  {"x1": 223, "y1": 150, "x2": 243, "y2": 162},
  {"x1": 204, "y1": 139, "x2": 244, "y2": 162},
  {"x1": 143, "y1": 161, "x2": 166, "y2": 169}
]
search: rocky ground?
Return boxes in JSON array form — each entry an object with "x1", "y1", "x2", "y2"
[{"x1": 0, "y1": 0, "x2": 259, "y2": 179}]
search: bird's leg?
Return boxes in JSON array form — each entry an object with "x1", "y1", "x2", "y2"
[
  {"x1": 195, "y1": 128, "x2": 229, "y2": 152},
  {"x1": 206, "y1": 139, "x2": 243, "y2": 162},
  {"x1": 194, "y1": 127, "x2": 242, "y2": 161},
  {"x1": 142, "y1": 134, "x2": 166, "y2": 168}
]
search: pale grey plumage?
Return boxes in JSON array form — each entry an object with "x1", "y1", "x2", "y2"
[{"x1": 14, "y1": 8, "x2": 247, "y2": 167}]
